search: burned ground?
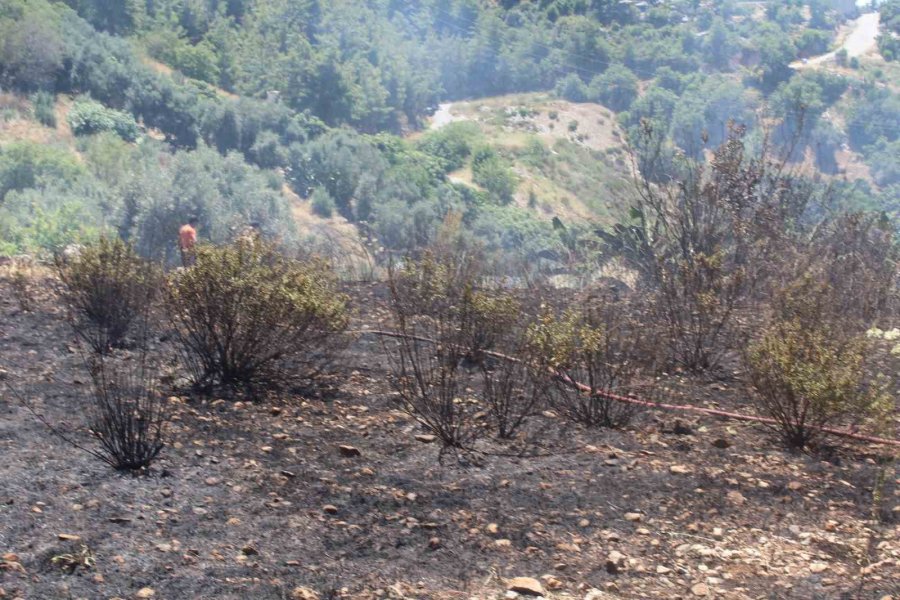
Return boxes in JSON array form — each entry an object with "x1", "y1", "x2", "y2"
[{"x1": 0, "y1": 276, "x2": 898, "y2": 600}]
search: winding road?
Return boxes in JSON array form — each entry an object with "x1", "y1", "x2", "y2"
[{"x1": 791, "y1": 12, "x2": 881, "y2": 69}]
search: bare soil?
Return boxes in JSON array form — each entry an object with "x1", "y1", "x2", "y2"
[{"x1": 1, "y1": 275, "x2": 898, "y2": 600}]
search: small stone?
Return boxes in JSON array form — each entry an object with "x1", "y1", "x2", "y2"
[
  {"x1": 578, "y1": 518, "x2": 590, "y2": 528},
  {"x1": 57, "y1": 534, "x2": 81, "y2": 541},
  {"x1": 606, "y1": 550, "x2": 625, "y2": 574},
  {"x1": 787, "y1": 481, "x2": 803, "y2": 491},
  {"x1": 323, "y1": 505, "x2": 339, "y2": 515},
  {"x1": 136, "y1": 588, "x2": 155, "y2": 599},
  {"x1": 691, "y1": 582, "x2": 709, "y2": 596},
  {"x1": 542, "y1": 575, "x2": 563, "y2": 590},
  {"x1": 624, "y1": 512, "x2": 642, "y2": 522},
  {"x1": 428, "y1": 537, "x2": 441, "y2": 550},
  {"x1": 507, "y1": 577, "x2": 545, "y2": 596},
  {"x1": 670, "y1": 464, "x2": 692, "y2": 474},
  {"x1": 673, "y1": 419, "x2": 693, "y2": 435},
  {"x1": 657, "y1": 565, "x2": 672, "y2": 574},
  {"x1": 338, "y1": 445, "x2": 361, "y2": 457},
  {"x1": 486, "y1": 523, "x2": 499, "y2": 534},
  {"x1": 712, "y1": 438, "x2": 731, "y2": 449},
  {"x1": 108, "y1": 516, "x2": 132, "y2": 524},
  {"x1": 241, "y1": 544, "x2": 258, "y2": 556},
  {"x1": 415, "y1": 434, "x2": 437, "y2": 443},
  {"x1": 495, "y1": 539, "x2": 512, "y2": 548},
  {"x1": 726, "y1": 491, "x2": 745, "y2": 506},
  {"x1": 712, "y1": 527, "x2": 723, "y2": 539},
  {"x1": 809, "y1": 562, "x2": 828, "y2": 574},
  {"x1": 291, "y1": 588, "x2": 320, "y2": 600}
]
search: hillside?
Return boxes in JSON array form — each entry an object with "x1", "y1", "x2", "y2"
[
  {"x1": 1, "y1": 276, "x2": 898, "y2": 599},
  {"x1": 422, "y1": 94, "x2": 632, "y2": 225}
]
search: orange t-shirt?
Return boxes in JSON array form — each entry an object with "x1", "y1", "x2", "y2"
[{"x1": 179, "y1": 224, "x2": 197, "y2": 249}]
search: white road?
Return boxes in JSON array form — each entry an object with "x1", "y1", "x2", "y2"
[
  {"x1": 429, "y1": 102, "x2": 458, "y2": 130},
  {"x1": 792, "y1": 12, "x2": 881, "y2": 69}
]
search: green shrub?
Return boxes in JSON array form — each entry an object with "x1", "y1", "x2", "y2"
[
  {"x1": 310, "y1": 187, "x2": 336, "y2": 218},
  {"x1": 555, "y1": 73, "x2": 589, "y2": 102},
  {"x1": 30, "y1": 91, "x2": 56, "y2": 127},
  {"x1": 527, "y1": 296, "x2": 652, "y2": 428},
  {"x1": 56, "y1": 237, "x2": 161, "y2": 353},
  {"x1": 746, "y1": 276, "x2": 889, "y2": 449},
  {"x1": 472, "y1": 146, "x2": 517, "y2": 205},
  {"x1": 166, "y1": 241, "x2": 349, "y2": 391},
  {"x1": 416, "y1": 122, "x2": 480, "y2": 172},
  {"x1": 0, "y1": 142, "x2": 84, "y2": 201},
  {"x1": 67, "y1": 98, "x2": 140, "y2": 142}
]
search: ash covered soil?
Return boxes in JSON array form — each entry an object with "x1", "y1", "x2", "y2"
[{"x1": 0, "y1": 275, "x2": 898, "y2": 600}]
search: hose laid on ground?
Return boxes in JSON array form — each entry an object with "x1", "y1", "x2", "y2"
[{"x1": 362, "y1": 329, "x2": 900, "y2": 448}]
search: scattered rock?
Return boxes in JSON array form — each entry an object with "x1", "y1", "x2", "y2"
[
  {"x1": 486, "y1": 523, "x2": 499, "y2": 534},
  {"x1": 57, "y1": 534, "x2": 80, "y2": 541},
  {"x1": 624, "y1": 512, "x2": 642, "y2": 522},
  {"x1": 507, "y1": 577, "x2": 545, "y2": 596},
  {"x1": 338, "y1": 445, "x2": 361, "y2": 457},
  {"x1": 428, "y1": 537, "x2": 441, "y2": 550},
  {"x1": 656, "y1": 565, "x2": 671, "y2": 574},
  {"x1": 673, "y1": 420, "x2": 693, "y2": 435},
  {"x1": 241, "y1": 544, "x2": 258, "y2": 556},
  {"x1": 108, "y1": 516, "x2": 132, "y2": 524},
  {"x1": 712, "y1": 527, "x2": 723, "y2": 539},
  {"x1": 711, "y1": 438, "x2": 731, "y2": 449},
  {"x1": 136, "y1": 588, "x2": 155, "y2": 599},
  {"x1": 415, "y1": 434, "x2": 437, "y2": 443},
  {"x1": 809, "y1": 562, "x2": 828, "y2": 574},
  {"x1": 495, "y1": 539, "x2": 512, "y2": 549},
  {"x1": 691, "y1": 582, "x2": 709, "y2": 596},
  {"x1": 323, "y1": 505, "x2": 339, "y2": 515},
  {"x1": 726, "y1": 491, "x2": 745, "y2": 506},
  {"x1": 291, "y1": 588, "x2": 320, "y2": 600},
  {"x1": 670, "y1": 464, "x2": 692, "y2": 474},
  {"x1": 605, "y1": 550, "x2": 625, "y2": 574},
  {"x1": 787, "y1": 481, "x2": 803, "y2": 491}
]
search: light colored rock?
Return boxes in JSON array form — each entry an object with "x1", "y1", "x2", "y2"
[
  {"x1": 670, "y1": 464, "x2": 692, "y2": 474},
  {"x1": 624, "y1": 512, "x2": 642, "y2": 522},
  {"x1": 691, "y1": 582, "x2": 709, "y2": 596},
  {"x1": 507, "y1": 577, "x2": 545, "y2": 596},
  {"x1": 136, "y1": 589, "x2": 155, "y2": 599},
  {"x1": 291, "y1": 588, "x2": 320, "y2": 600},
  {"x1": 810, "y1": 562, "x2": 828, "y2": 573},
  {"x1": 726, "y1": 491, "x2": 745, "y2": 506}
]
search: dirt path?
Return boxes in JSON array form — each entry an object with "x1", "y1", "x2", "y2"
[
  {"x1": 428, "y1": 102, "x2": 458, "y2": 130},
  {"x1": 792, "y1": 12, "x2": 881, "y2": 69}
]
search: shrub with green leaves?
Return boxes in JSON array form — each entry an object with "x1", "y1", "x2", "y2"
[
  {"x1": 67, "y1": 98, "x2": 140, "y2": 142},
  {"x1": 746, "y1": 275, "x2": 889, "y2": 449},
  {"x1": 56, "y1": 237, "x2": 161, "y2": 353},
  {"x1": 31, "y1": 91, "x2": 56, "y2": 127},
  {"x1": 166, "y1": 241, "x2": 349, "y2": 391},
  {"x1": 527, "y1": 296, "x2": 652, "y2": 428},
  {"x1": 310, "y1": 187, "x2": 336, "y2": 218},
  {"x1": 746, "y1": 320, "x2": 883, "y2": 450}
]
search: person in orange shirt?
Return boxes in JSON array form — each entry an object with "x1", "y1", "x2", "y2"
[{"x1": 178, "y1": 218, "x2": 198, "y2": 267}]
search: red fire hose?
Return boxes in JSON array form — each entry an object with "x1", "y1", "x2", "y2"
[{"x1": 364, "y1": 329, "x2": 900, "y2": 448}]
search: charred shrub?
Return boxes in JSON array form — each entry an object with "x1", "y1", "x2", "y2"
[
  {"x1": 385, "y1": 250, "x2": 520, "y2": 449},
  {"x1": 746, "y1": 275, "x2": 889, "y2": 450},
  {"x1": 479, "y1": 334, "x2": 551, "y2": 439},
  {"x1": 528, "y1": 295, "x2": 653, "y2": 428},
  {"x1": 166, "y1": 241, "x2": 349, "y2": 392},
  {"x1": 86, "y1": 354, "x2": 169, "y2": 470},
  {"x1": 56, "y1": 237, "x2": 160, "y2": 353}
]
